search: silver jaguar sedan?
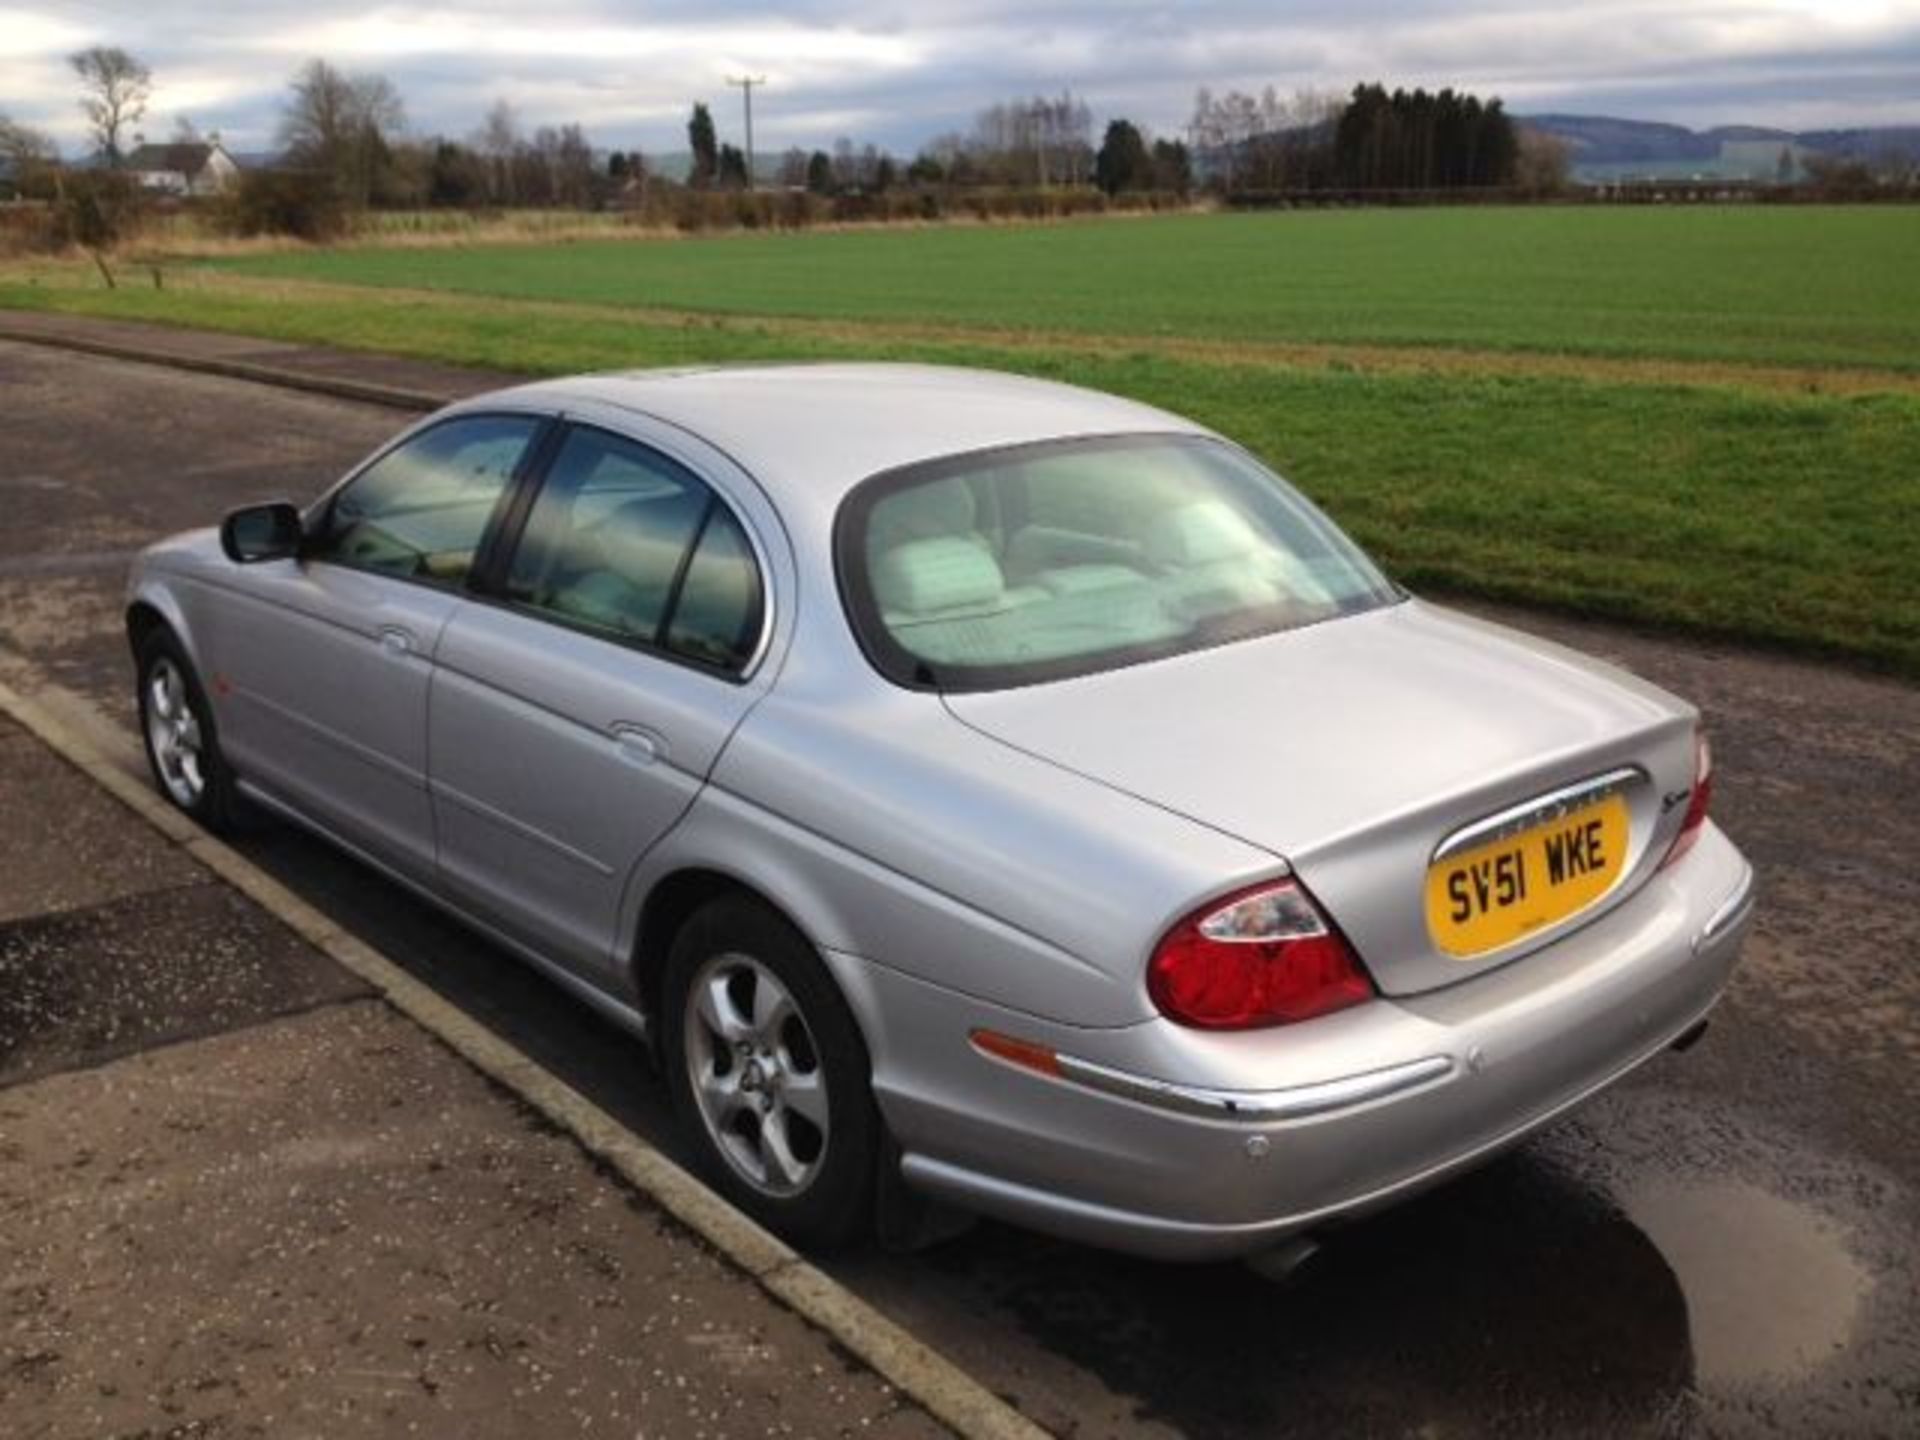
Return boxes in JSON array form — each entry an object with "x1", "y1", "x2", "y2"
[{"x1": 127, "y1": 364, "x2": 1755, "y2": 1260}]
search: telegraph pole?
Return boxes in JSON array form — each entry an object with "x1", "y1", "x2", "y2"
[{"x1": 726, "y1": 74, "x2": 766, "y2": 189}]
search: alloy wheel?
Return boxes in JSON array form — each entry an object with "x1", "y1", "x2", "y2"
[
  {"x1": 144, "y1": 657, "x2": 207, "y2": 809},
  {"x1": 682, "y1": 951, "x2": 832, "y2": 1197}
]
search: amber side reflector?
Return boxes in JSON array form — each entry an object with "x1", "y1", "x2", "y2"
[{"x1": 969, "y1": 1029, "x2": 1062, "y2": 1077}]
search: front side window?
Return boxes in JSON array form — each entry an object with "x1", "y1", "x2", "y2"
[
  {"x1": 502, "y1": 426, "x2": 764, "y2": 674},
  {"x1": 839, "y1": 434, "x2": 1399, "y2": 690},
  {"x1": 312, "y1": 414, "x2": 540, "y2": 585}
]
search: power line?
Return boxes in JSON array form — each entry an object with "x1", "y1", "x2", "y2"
[{"x1": 725, "y1": 74, "x2": 765, "y2": 189}]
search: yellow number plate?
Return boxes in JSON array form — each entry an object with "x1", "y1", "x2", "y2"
[{"x1": 1425, "y1": 794, "x2": 1629, "y2": 959}]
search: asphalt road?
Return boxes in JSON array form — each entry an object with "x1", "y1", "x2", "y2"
[{"x1": 3, "y1": 337, "x2": 1915, "y2": 1438}]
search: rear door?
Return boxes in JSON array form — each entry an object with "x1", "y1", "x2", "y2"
[
  {"x1": 426, "y1": 418, "x2": 777, "y2": 982},
  {"x1": 206, "y1": 412, "x2": 546, "y2": 881}
]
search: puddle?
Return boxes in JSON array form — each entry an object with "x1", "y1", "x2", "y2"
[{"x1": 1622, "y1": 1177, "x2": 1871, "y2": 1387}]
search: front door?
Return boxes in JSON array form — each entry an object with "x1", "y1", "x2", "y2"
[{"x1": 205, "y1": 412, "x2": 545, "y2": 880}]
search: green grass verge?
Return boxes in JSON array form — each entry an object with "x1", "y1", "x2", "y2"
[
  {"x1": 205, "y1": 206, "x2": 1920, "y2": 373},
  {"x1": 3, "y1": 274, "x2": 1916, "y2": 677}
]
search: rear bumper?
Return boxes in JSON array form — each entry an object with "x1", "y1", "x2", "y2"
[{"x1": 828, "y1": 823, "x2": 1755, "y2": 1261}]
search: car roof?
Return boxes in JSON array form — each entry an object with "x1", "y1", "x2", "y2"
[{"x1": 474, "y1": 364, "x2": 1208, "y2": 500}]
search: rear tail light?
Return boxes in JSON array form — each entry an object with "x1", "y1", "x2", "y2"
[
  {"x1": 1659, "y1": 731, "x2": 1714, "y2": 870},
  {"x1": 1148, "y1": 878, "x2": 1374, "y2": 1029}
]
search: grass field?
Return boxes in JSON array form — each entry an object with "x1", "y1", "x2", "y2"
[
  {"x1": 4, "y1": 205, "x2": 1917, "y2": 676},
  {"x1": 207, "y1": 206, "x2": 1920, "y2": 372}
]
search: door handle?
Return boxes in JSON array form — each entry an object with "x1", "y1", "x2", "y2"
[
  {"x1": 377, "y1": 625, "x2": 416, "y2": 658},
  {"x1": 610, "y1": 724, "x2": 664, "y2": 766}
]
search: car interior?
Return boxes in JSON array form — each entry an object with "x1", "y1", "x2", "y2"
[
  {"x1": 506, "y1": 430, "x2": 762, "y2": 668},
  {"x1": 323, "y1": 419, "x2": 534, "y2": 583},
  {"x1": 866, "y1": 444, "x2": 1344, "y2": 670}
]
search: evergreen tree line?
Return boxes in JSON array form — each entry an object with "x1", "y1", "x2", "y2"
[{"x1": 1329, "y1": 84, "x2": 1520, "y2": 190}]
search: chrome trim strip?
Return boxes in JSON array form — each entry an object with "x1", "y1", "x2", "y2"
[
  {"x1": 1432, "y1": 766, "x2": 1646, "y2": 862},
  {"x1": 1694, "y1": 860, "x2": 1757, "y2": 953},
  {"x1": 1047, "y1": 1052, "x2": 1456, "y2": 1123}
]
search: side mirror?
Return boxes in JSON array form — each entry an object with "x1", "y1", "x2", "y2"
[{"x1": 220, "y1": 502, "x2": 304, "y2": 564}]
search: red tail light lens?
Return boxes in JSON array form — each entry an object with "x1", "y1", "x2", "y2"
[
  {"x1": 1659, "y1": 732, "x2": 1714, "y2": 870},
  {"x1": 1148, "y1": 879, "x2": 1374, "y2": 1029}
]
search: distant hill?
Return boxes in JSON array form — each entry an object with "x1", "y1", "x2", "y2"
[
  {"x1": 1523, "y1": 114, "x2": 1718, "y2": 166},
  {"x1": 1794, "y1": 126, "x2": 1920, "y2": 162},
  {"x1": 1522, "y1": 114, "x2": 1920, "y2": 181}
]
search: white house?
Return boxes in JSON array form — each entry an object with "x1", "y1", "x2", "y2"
[{"x1": 124, "y1": 140, "x2": 240, "y2": 197}]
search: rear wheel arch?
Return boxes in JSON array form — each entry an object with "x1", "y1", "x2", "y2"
[{"x1": 633, "y1": 870, "x2": 841, "y2": 1034}]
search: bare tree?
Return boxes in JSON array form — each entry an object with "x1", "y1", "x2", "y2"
[
  {"x1": 280, "y1": 59, "x2": 406, "y2": 208},
  {"x1": 831, "y1": 136, "x2": 857, "y2": 190},
  {"x1": 70, "y1": 46, "x2": 152, "y2": 166},
  {"x1": 550, "y1": 123, "x2": 596, "y2": 207},
  {"x1": 281, "y1": 59, "x2": 355, "y2": 166},
  {"x1": 0, "y1": 112, "x2": 57, "y2": 168},
  {"x1": 1190, "y1": 85, "x2": 1345, "y2": 191},
  {"x1": 920, "y1": 132, "x2": 971, "y2": 183},
  {"x1": 1046, "y1": 92, "x2": 1088, "y2": 184},
  {"x1": 475, "y1": 98, "x2": 521, "y2": 204},
  {"x1": 523, "y1": 122, "x2": 597, "y2": 207},
  {"x1": 1189, "y1": 88, "x2": 1263, "y2": 188},
  {"x1": 1801, "y1": 151, "x2": 1879, "y2": 198},
  {"x1": 1515, "y1": 128, "x2": 1572, "y2": 195},
  {"x1": 344, "y1": 72, "x2": 403, "y2": 205},
  {"x1": 0, "y1": 112, "x2": 60, "y2": 195},
  {"x1": 967, "y1": 91, "x2": 1092, "y2": 185}
]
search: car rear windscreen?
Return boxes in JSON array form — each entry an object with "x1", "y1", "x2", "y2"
[{"x1": 837, "y1": 434, "x2": 1400, "y2": 691}]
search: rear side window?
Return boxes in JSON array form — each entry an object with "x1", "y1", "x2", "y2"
[
  {"x1": 502, "y1": 426, "x2": 764, "y2": 674},
  {"x1": 667, "y1": 506, "x2": 764, "y2": 671},
  {"x1": 313, "y1": 414, "x2": 539, "y2": 586}
]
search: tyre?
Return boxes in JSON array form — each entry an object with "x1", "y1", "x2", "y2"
[
  {"x1": 662, "y1": 895, "x2": 879, "y2": 1250},
  {"x1": 135, "y1": 629, "x2": 242, "y2": 832}
]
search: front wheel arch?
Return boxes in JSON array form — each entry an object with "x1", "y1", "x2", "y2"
[
  {"x1": 127, "y1": 597, "x2": 206, "y2": 672},
  {"x1": 132, "y1": 624, "x2": 242, "y2": 832},
  {"x1": 125, "y1": 600, "x2": 170, "y2": 658}
]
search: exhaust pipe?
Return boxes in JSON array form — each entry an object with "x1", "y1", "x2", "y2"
[
  {"x1": 1669, "y1": 1019, "x2": 1710, "y2": 1053},
  {"x1": 1244, "y1": 1234, "x2": 1321, "y2": 1285}
]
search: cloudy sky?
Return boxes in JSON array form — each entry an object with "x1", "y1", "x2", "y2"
[{"x1": 5, "y1": 2, "x2": 1917, "y2": 156}]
